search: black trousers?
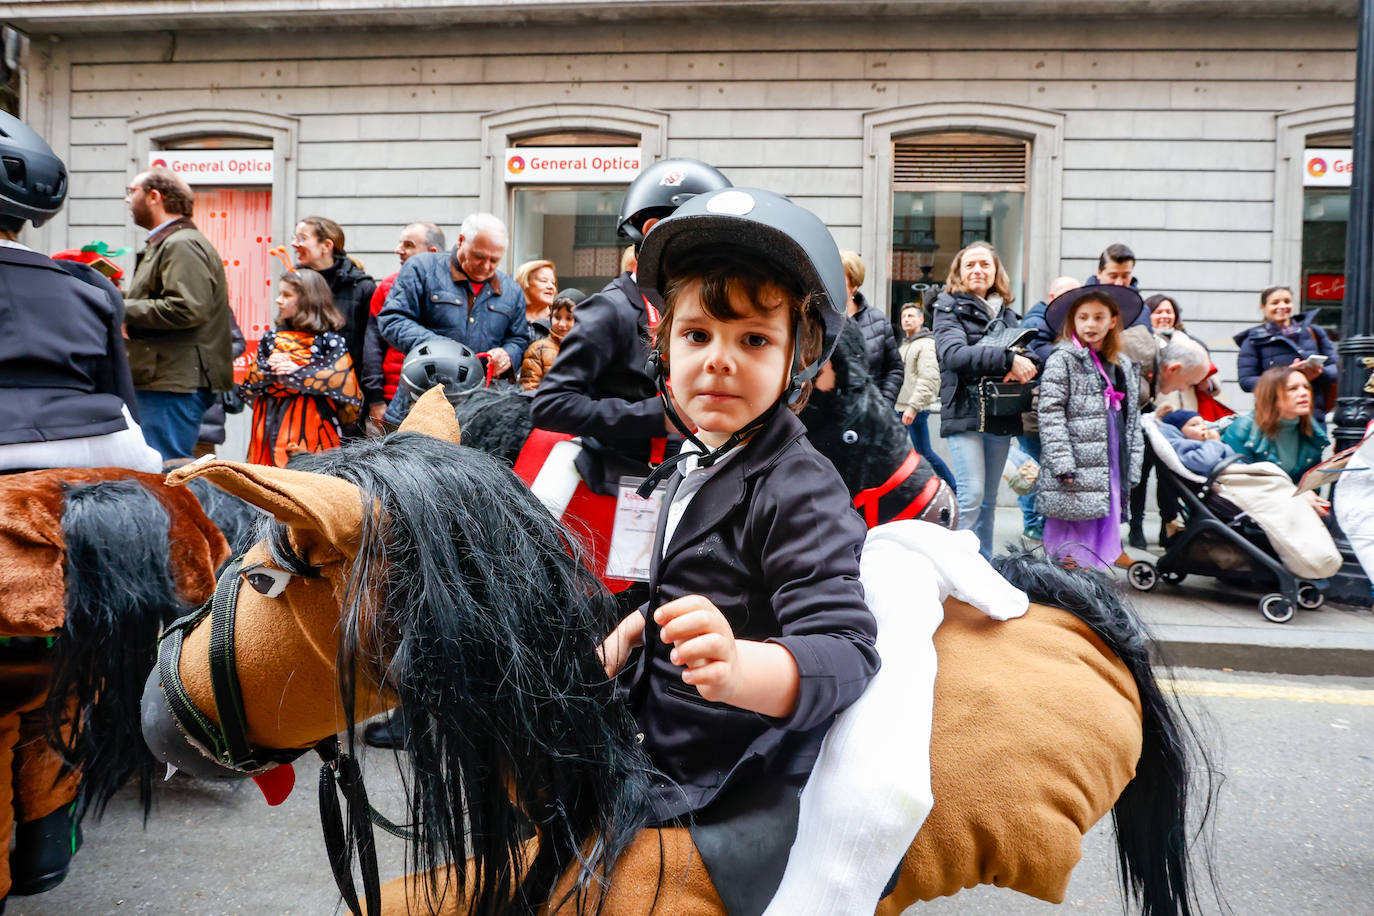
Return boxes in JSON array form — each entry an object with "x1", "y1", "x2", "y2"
[{"x1": 1130, "y1": 436, "x2": 1179, "y2": 528}]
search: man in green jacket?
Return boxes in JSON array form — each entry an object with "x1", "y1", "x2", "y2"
[{"x1": 123, "y1": 166, "x2": 233, "y2": 460}]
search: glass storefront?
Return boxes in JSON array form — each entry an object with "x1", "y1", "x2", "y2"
[
  {"x1": 1301, "y1": 187, "x2": 1348, "y2": 338},
  {"x1": 510, "y1": 187, "x2": 626, "y2": 296},
  {"x1": 1299, "y1": 139, "x2": 1351, "y2": 338},
  {"x1": 890, "y1": 190, "x2": 1026, "y2": 312}
]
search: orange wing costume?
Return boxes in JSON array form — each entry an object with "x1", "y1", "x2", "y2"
[{"x1": 239, "y1": 329, "x2": 363, "y2": 467}]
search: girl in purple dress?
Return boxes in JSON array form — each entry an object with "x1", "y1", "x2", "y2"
[{"x1": 1035, "y1": 286, "x2": 1145, "y2": 569}]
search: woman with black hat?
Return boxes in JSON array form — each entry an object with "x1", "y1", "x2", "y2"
[{"x1": 1036, "y1": 285, "x2": 1145, "y2": 569}]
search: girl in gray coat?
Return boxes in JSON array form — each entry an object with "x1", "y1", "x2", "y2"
[{"x1": 1036, "y1": 286, "x2": 1145, "y2": 569}]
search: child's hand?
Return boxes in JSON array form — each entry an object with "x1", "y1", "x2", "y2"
[
  {"x1": 266, "y1": 352, "x2": 298, "y2": 375},
  {"x1": 655, "y1": 595, "x2": 740, "y2": 704},
  {"x1": 901, "y1": 407, "x2": 916, "y2": 426},
  {"x1": 597, "y1": 611, "x2": 646, "y2": 679}
]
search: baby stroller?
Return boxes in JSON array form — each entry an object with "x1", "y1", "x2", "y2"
[{"x1": 1125, "y1": 414, "x2": 1326, "y2": 623}]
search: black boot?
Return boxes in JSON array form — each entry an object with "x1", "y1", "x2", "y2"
[
  {"x1": 8, "y1": 802, "x2": 81, "y2": 897},
  {"x1": 1127, "y1": 521, "x2": 1146, "y2": 550},
  {"x1": 362, "y1": 710, "x2": 407, "y2": 750}
]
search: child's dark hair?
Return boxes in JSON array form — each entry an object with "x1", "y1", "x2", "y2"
[
  {"x1": 551, "y1": 296, "x2": 577, "y2": 319},
  {"x1": 652, "y1": 246, "x2": 824, "y2": 411},
  {"x1": 279, "y1": 268, "x2": 344, "y2": 334},
  {"x1": 1055, "y1": 289, "x2": 1123, "y2": 363}
]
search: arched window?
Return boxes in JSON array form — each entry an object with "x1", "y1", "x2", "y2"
[
  {"x1": 480, "y1": 104, "x2": 668, "y2": 291},
  {"x1": 861, "y1": 103, "x2": 1064, "y2": 320}
]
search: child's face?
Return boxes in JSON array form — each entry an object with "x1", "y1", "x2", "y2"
[
  {"x1": 1181, "y1": 416, "x2": 1210, "y2": 441},
  {"x1": 667, "y1": 280, "x2": 793, "y2": 449},
  {"x1": 276, "y1": 286, "x2": 299, "y2": 322},
  {"x1": 550, "y1": 308, "x2": 574, "y2": 341},
  {"x1": 1072, "y1": 300, "x2": 1117, "y2": 349}
]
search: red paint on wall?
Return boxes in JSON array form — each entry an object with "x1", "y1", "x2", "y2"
[{"x1": 194, "y1": 188, "x2": 273, "y2": 382}]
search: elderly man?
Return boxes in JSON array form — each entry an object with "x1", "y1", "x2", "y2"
[
  {"x1": 362, "y1": 222, "x2": 446, "y2": 429},
  {"x1": 378, "y1": 213, "x2": 527, "y2": 421},
  {"x1": 123, "y1": 166, "x2": 233, "y2": 461},
  {"x1": 1127, "y1": 336, "x2": 1215, "y2": 547}
]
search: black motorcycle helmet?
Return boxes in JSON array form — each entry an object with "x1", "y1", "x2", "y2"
[
  {"x1": 0, "y1": 112, "x2": 68, "y2": 229},
  {"x1": 400, "y1": 338, "x2": 486, "y2": 402},
  {"x1": 632, "y1": 187, "x2": 848, "y2": 493},
  {"x1": 616, "y1": 158, "x2": 731, "y2": 246}
]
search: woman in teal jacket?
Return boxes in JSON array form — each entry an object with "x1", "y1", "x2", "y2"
[{"x1": 1222, "y1": 365, "x2": 1330, "y2": 508}]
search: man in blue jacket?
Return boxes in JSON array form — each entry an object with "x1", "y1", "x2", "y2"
[{"x1": 378, "y1": 212, "x2": 528, "y2": 423}]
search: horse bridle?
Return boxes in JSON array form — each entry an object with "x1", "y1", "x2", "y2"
[{"x1": 154, "y1": 556, "x2": 409, "y2": 916}]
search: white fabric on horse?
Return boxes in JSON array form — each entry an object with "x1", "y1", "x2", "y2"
[
  {"x1": 528, "y1": 439, "x2": 582, "y2": 519},
  {"x1": 763, "y1": 521, "x2": 1027, "y2": 915},
  {"x1": 1335, "y1": 432, "x2": 1374, "y2": 587},
  {"x1": 0, "y1": 403, "x2": 162, "y2": 473}
]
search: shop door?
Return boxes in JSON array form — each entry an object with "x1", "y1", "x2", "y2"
[
  {"x1": 193, "y1": 188, "x2": 273, "y2": 381},
  {"x1": 510, "y1": 187, "x2": 626, "y2": 295}
]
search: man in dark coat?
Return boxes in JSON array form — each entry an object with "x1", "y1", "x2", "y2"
[
  {"x1": 532, "y1": 158, "x2": 732, "y2": 462},
  {"x1": 123, "y1": 166, "x2": 234, "y2": 461},
  {"x1": 1084, "y1": 242, "x2": 1151, "y2": 328}
]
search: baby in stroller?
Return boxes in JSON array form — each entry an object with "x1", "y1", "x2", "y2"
[
  {"x1": 1131, "y1": 411, "x2": 1341, "y2": 622},
  {"x1": 1156, "y1": 410, "x2": 1234, "y2": 476}
]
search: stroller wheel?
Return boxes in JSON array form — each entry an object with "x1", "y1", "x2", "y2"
[
  {"x1": 1297, "y1": 583, "x2": 1325, "y2": 610},
  {"x1": 1260, "y1": 593, "x2": 1296, "y2": 624},
  {"x1": 1159, "y1": 569, "x2": 1187, "y2": 586},
  {"x1": 1127, "y1": 561, "x2": 1158, "y2": 592}
]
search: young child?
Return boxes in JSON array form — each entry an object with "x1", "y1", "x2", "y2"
[
  {"x1": 240, "y1": 268, "x2": 362, "y2": 467},
  {"x1": 519, "y1": 292, "x2": 577, "y2": 390},
  {"x1": 1158, "y1": 408, "x2": 1237, "y2": 476},
  {"x1": 597, "y1": 188, "x2": 880, "y2": 909},
  {"x1": 1036, "y1": 286, "x2": 1145, "y2": 569}
]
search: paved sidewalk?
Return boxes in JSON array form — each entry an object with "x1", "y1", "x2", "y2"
[{"x1": 989, "y1": 506, "x2": 1374, "y2": 676}]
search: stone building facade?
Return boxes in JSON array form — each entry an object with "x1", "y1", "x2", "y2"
[{"x1": 3, "y1": 0, "x2": 1361, "y2": 404}]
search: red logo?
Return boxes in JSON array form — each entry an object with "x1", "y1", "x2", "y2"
[
  {"x1": 1307, "y1": 157, "x2": 1328, "y2": 178},
  {"x1": 152, "y1": 157, "x2": 168, "y2": 168},
  {"x1": 1306, "y1": 272, "x2": 1345, "y2": 301},
  {"x1": 507, "y1": 155, "x2": 526, "y2": 174}
]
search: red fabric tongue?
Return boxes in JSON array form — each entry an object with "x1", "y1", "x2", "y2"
[{"x1": 252, "y1": 763, "x2": 296, "y2": 806}]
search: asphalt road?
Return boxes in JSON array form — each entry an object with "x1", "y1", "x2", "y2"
[{"x1": 10, "y1": 667, "x2": 1374, "y2": 916}]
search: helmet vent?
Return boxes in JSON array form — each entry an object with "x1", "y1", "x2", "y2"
[{"x1": 2, "y1": 156, "x2": 23, "y2": 184}]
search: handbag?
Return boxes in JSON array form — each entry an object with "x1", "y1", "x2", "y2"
[
  {"x1": 977, "y1": 379, "x2": 1033, "y2": 432},
  {"x1": 976, "y1": 326, "x2": 1035, "y2": 352}
]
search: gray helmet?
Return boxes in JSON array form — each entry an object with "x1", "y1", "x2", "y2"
[
  {"x1": 616, "y1": 158, "x2": 731, "y2": 245},
  {"x1": 400, "y1": 338, "x2": 485, "y2": 402},
  {"x1": 636, "y1": 187, "x2": 848, "y2": 396},
  {"x1": 0, "y1": 112, "x2": 67, "y2": 228}
]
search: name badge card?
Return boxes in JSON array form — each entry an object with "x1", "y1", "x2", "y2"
[{"x1": 606, "y1": 478, "x2": 665, "y2": 582}]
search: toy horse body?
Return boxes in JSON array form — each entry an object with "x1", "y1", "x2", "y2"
[
  {"x1": 0, "y1": 468, "x2": 230, "y2": 904},
  {"x1": 144, "y1": 389, "x2": 1206, "y2": 916}
]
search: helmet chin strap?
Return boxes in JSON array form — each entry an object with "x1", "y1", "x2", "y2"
[{"x1": 635, "y1": 344, "x2": 811, "y2": 498}]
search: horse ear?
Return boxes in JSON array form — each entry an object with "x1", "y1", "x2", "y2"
[
  {"x1": 166, "y1": 459, "x2": 364, "y2": 556},
  {"x1": 397, "y1": 385, "x2": 462, "y2": 445}
]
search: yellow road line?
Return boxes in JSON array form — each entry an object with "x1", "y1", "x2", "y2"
[{"x1": 1162, "y1": 678, "x2": 1374, "y2": 706}]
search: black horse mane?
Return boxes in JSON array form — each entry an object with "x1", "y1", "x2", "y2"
[
  {"x1": 186, "y1": 474, "x2": 266, "y2": 560},
  {"x1": 452, "y1": 383, "x2": 535, "y2": 467},
  {"x1": 800, "y1": 320, "x2": 937, "y2": 498},
  {"x1": 275, "y1": 433, "x2": 653, "y2": 915},
  {"x1": 993, "y1": 550, "x2": 1225, "y2": 916},
  {"x1": 47, "y1": 479, "x2": 192, "y2": 823}
]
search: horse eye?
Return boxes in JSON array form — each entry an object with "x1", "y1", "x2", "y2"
[{"x1": 241, "y1": 563, "x2": 293, "y2": 598}]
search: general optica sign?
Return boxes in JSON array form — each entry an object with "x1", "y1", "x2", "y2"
[
  {"x1": 148, "y1": 150, "x2": 274, "y2": 186},
  {"x1": 1304, "y1": 148, "x2": 1353, "y2": 188},
  {"x1": 504, "y1": 147, "x2": 642, "y2": 184}
]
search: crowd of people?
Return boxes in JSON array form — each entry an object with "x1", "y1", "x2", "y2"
[
  {"x1": 0, "y1": 104, "x2": 1364, "y2": 577},
  {"x1": 869, "y1": 238, "x2": 1349, "y2": 572}
]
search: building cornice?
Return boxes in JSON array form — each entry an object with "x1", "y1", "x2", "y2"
[{"x1": 0, "y1": 0, "x2": 1357, "y2": 35}]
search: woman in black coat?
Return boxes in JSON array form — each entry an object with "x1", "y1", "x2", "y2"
[
  {"x1": 932, "y1": 241, "x2": 1037, "y2": 559},
  {"x1": 841, "y1": 251, "x2": 904, "y2": 403},
  {"x1": 1233, "y1": 285, "x2": 1337, "y2": 421}
]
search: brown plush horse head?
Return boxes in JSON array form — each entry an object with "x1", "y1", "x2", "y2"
[{"x1": 148, "y1": 387, "x2": 653, "y2": 916}]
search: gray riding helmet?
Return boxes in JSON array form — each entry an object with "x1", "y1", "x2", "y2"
[{"x1": 0, "y1": 112, "x2": 68, "y2": 228}]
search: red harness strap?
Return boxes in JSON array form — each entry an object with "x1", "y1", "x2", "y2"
[{"x1": 851, "y1": 448, "x2": 937, "y2": 529}]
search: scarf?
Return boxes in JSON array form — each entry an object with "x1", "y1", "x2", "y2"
[
  {"x1": 1265, "y1": 320, "x2": 1304, "y2": 342},
  {"x1": 1074, "y1": 335, "x2": 1125, "y2": 410}
]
